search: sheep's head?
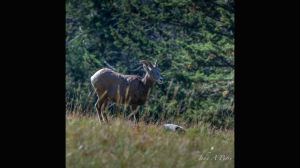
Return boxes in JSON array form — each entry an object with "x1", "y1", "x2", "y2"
[{"x1": 140, "y1": 60, "x2": 164, "y2": 84}]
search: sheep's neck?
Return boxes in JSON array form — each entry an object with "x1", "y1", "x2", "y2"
[{"x1": 142, "y1": 73, "x2": 155, "y2": 89}]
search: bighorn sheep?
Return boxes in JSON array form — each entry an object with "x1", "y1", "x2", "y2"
[{"x1": 90, "y1": 60, "x2": 163, "y2": 123}]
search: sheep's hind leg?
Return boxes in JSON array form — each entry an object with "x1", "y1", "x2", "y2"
[
  {"x1": 101, "y1": 99, "x2": 109, "y2": 123},
  {"x1": 95, "y1": 98, "x2": 102, "y2": 123},
  {"x1": 95, "y1": 90, "x2": 108, "y2": 123}
]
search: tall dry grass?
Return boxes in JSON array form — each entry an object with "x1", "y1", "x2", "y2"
[{"x1": 66, "y1": 114, "x2": 234, "y2": 168}]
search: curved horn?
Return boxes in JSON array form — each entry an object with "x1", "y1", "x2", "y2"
[{"x1": 140, "y1": 60, "x2": 154, "y2": 68}]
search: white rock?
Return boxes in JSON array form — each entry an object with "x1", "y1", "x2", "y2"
[{"x1": 163, "y1": 124, "x2": 185, "y2": 132}]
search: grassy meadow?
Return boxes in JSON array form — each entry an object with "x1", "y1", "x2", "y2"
[{"x1": 66, "y1": 113, "x2": 234, "y2": 168}]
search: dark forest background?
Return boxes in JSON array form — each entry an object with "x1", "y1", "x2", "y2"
[{"x1": 66, "y1": 0, "x2": 234, "y2": 129}]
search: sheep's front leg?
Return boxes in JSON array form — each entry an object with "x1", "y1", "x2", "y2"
[{"x1": 129, "y1": 105, "x2": 139, "y2": 124}]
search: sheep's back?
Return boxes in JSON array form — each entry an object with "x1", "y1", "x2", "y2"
[{"x1": 91, "y1": 68, "x2": 126, "y2": 91}]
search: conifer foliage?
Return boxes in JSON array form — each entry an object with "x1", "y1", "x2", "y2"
[{"x1": 66, "y1": 0, "x2": 234, "y2": 128}]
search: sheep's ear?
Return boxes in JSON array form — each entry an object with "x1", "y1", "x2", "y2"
[{"x1": 154, "y1": 59, "x2": 158, "y2": 67}]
